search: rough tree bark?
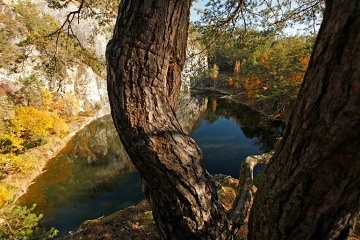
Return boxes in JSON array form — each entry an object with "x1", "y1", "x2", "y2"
[
  {"x1": 249, "y1": 0, "x2": 360, "y2": 239},
  {"x1": 106, "y1": 0, "x2": 359, "y2": 239},
  {"x1": 106, "y1": 1, "x2": 229, "y2": 239}
]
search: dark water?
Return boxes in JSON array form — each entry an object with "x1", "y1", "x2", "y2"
[
  {"x1": 189, "y1": 91, "x2": 283, "y2": 177},
  {"x1": 18, "y1": 91, "x2": 283, "y2": 236},
  {"x1": 193, "y1": 117, "x2": 263, "y2": 177}
]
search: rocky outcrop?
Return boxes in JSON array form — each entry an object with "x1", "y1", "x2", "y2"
[
  {"x1": 0, "y1": 0, "x2": 110, "y2": 114},
  {"x1": 3, "y1": 0, "x2": 111, "y2": 59},
  {"x1": 32, "y1": 0, "x2": 110, "y2": 59},
  {"x1": 0, "y1": 0, "x2": 207, "y2": 116},
  {"x1": 0, "y1": 0, "x2": 15, "y2": 19},
  {"x1": 181, "y1": 40, "x2": 208, "y2": 91},
  {"x1": 64, "y1": 64, "x2": 110, "y2": 115}
]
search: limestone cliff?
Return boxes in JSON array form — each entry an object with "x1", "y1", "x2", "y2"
[
  {"x1": 0, "y1": 0, "x2": 207, "y2": 117},
  {"x1": 0, "y1": 0, "x2": 110, "y2": 115}
]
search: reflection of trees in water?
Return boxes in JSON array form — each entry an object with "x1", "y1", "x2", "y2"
[
  {"x1": 199, "y1": 96, "x2": 284, "y2": 152},
  {"x1": 18, "y1": 115, "x2": 134, "y2": 218},
  {"x1": 56, "y1": 115, "x2": 133, "y2": 190},
  {"x1": 66, "y1": 115, "x2": 131, "y2": 165},
  {"x1": 19, "y1": 92, "x2": 283, "y2": 222}
]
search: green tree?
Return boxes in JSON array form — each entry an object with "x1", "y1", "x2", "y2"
[
  {"x1": 0, "y1": 204, "x2": 58, "y2": 239},
  {"x1": 196, "y1": 0, "x2": 324, "y2": 38}
]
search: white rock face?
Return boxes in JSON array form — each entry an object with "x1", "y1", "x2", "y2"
[
  {"x1": 0, "y1": 0, "x2": 16, "y2": 20},
  {"x1": 26, "y1": 0, "x2": 208, "y2": 92},
  {"x1": 181, "y1": 40, "x2": 208, "y2": 91},
  {"x1": 1, "y1": 0, "x2": 110, "y2": 114},
  {"x1": 5, "y1": 0, "x2": 112, "y2": 59},
  {"x1": 176, "y1": 92, "x2": 208, "y2": 134},
  {"x1": 64, "y1": 64, "x2": 110, "y2": 114},
  {"x1": 1, "y1": 0, "x2": 207, "y2": 116}
]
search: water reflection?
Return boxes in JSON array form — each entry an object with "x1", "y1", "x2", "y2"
[
  {"x1": 186, "y1": 91, "x2": 283, "y2": 177},
  {"x1": 176, "y1": 92, "x2": 208, "y2": 134},
  {"x1": 18, "y1": 91, "x2": 283, "y2": 236},
  {"x1": 18, "y1": 115, "x2": 142, "y2": 236}
]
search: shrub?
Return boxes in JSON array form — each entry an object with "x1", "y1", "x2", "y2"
[
  {"x1": 0, "y1": 204, "x2": 58, "y2": 239},
  {"x1": 12, "y1": 106, "x2": 54, "y2": 145},
  {"x1": 0, "y1": 184, "x2": 15, "y2": 207},
  {"x1": 0, "y1": 106, "x2": 69, "y2": 153},
  {"x1": 0, "y1": 154, "x2": 38, "y2": 180},
  {"x1": 49, "y1": 111, "x2": 69, "y2": 138},
  {"x1": 0, "y1": 131, "x2": 24, "y2": 154},
  {"x1": 52, "y1": 93, "x2": 81, "y2": 120}
]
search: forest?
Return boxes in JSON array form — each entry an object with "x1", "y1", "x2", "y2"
[{"x1": 193, "y1": 28, "x2": 315, "y2": 117}]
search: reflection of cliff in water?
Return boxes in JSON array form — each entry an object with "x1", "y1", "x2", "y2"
[
  {"x1": 65, "y1": 115, "x2": 132, "y2": 177},
  {"x1": 176, "y1": 92, "x2": 208, "y2": 134},
  {"x1": 18, "y1": 115, "x2": 136, "y2": 223}
]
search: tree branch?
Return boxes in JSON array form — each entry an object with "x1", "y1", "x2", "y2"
[
  {"x1": 47, "y1": 0, "x2": 85, "y2": 50},
  {"x1": 229, "y1": 152, "x2": 273, "y2": 234}
]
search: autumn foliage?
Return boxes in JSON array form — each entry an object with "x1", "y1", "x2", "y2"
[{"x1": 200, "y1": 30, "x2": 314, "y2": 117}]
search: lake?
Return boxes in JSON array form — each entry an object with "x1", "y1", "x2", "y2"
[{"x1": 18, "y1": 91, "x2": 283, "y2": 236}]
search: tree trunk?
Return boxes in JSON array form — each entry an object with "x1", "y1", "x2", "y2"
[
  {"x1": 106, "y1": 0, "x2": 360, "y2": 239},
  {"x1": 249, "y1": 0, "x2": 360, "y2": 239},
  {"x1": 106, "y1": 1, "x2": 229, "y2": 239}
]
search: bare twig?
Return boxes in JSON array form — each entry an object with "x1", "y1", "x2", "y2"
[{"x1": 47, "y1": 0, "x2": 85, "y2": 51}]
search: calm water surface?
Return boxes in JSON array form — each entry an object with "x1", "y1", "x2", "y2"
[
  {"x1": 193, "y1": 117, "x2": 262, "y2": 176},
  {"x1": 18, "y1": 92, "x2": 282, "y2": 236}
]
